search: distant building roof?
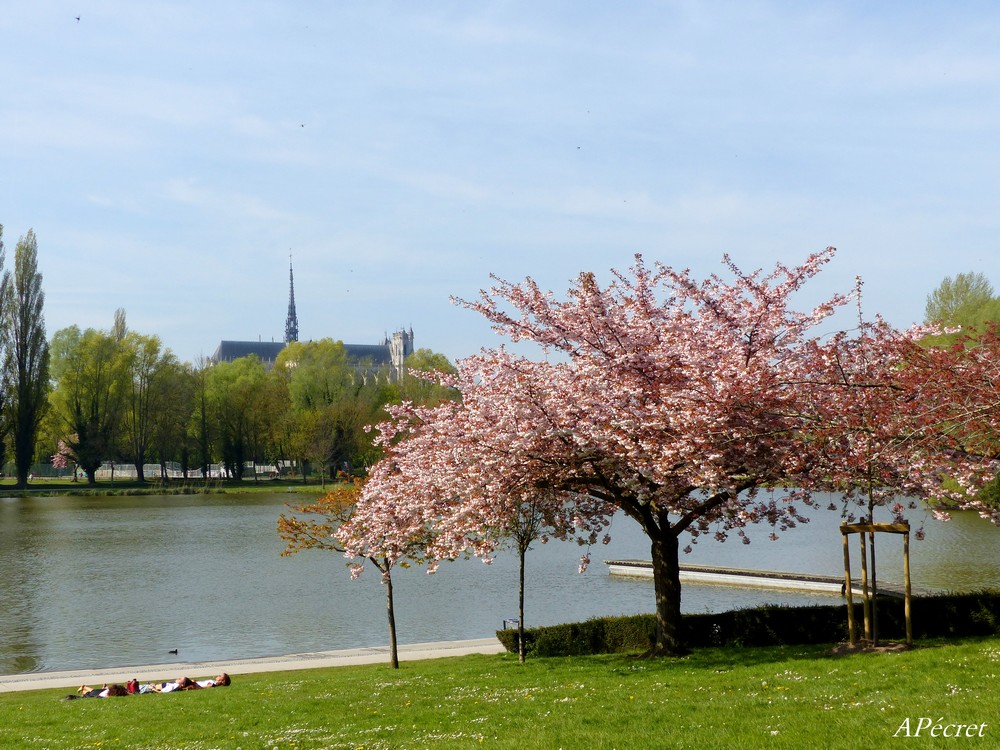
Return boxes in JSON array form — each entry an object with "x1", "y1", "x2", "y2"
[
  {"x1": 212, "y1": 340, "x2": 286, "y2": 365},
  {"x1": 211, "y1": 336, "x2": 412, "y2": 372},
  {"x1": 342, "y1": 343, "x2": 393, "y2": 367}
]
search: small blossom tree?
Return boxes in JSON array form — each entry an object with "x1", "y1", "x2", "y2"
[
  {"x1": 797, "y1": 310, "x2": 1000, "y2": 641},
  {"x1": 51, "y1": 436, "x2": 77, "y2": 480},
  {"x1": 278, "y1": 480, "x2": 430, "y2": 669}
]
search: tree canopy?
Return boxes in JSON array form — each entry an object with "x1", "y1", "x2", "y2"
[{"x1": 924, "y1": 271, "x2": 1000, "y2": 345}]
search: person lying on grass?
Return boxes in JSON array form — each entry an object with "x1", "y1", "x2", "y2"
[
  {"x1": 72, "y1": 683, "x2": 129, "y2": 698},
  {"x1": 140, "y1": 673, "x2": 231, "y2": 693}
]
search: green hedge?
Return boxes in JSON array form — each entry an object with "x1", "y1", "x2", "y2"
[{"x1": 495, "y1": 591, "x2": 1000, "y2": 657}]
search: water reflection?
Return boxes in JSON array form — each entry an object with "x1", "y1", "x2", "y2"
[
  {"x1": 0, "y1": 498, "x2": 42, "y2": 672},
  {"x1": 0, "y1": 491, "x2": 997, "y2": 674}
]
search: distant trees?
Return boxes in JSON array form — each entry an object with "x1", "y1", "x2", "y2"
[
  {"x1": 3, "y1": 229, "x2": 50, "y2": 487},
  {"x1": 120, "y1": 332, "x2": 180, "y2": 482},
  {"x1": 202, "y1": 355, "x2": 269, "y2": 480},
  {"x1": 47, "y1": 317, "x2": 130, "y2": 483},
  {"x1": 923, "y1": 271, "x2": 1000, "y2": 505},
  {"x1": 274, "y1": 339, "x2": 429, "y2": 482},
  {"x1": 925, "y1": 271, "x2": 1000, "y2": 343},
  {"x1": 0, "y1": 229, "x2": 458, "y2": 483},
  {"x1": 0, "y1": 226, "x2": 51, "y2": 486},
  {"x1": 43, "y1": 326, "x2": 456, "y2": 483}
]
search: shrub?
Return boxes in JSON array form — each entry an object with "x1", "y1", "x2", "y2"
[{"x1": 495, "y1": 590, "x2": 1000, "y2": 658}]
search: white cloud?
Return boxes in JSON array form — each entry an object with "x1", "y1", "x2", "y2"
[{"x1": 162, "y1": 178, "x2": 296, "y2": 223}]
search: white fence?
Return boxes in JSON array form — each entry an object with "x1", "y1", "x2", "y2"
[{"x1": 92, "y1": 461, "x2": 287, "y2": 480}]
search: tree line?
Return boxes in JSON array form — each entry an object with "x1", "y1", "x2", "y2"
[{"x1": 45, "y1": 322, "x2": 457, "y2": 484}]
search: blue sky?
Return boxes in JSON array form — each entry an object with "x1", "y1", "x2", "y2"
[{"x1": 2, "y1": 2, "x2": 999, "y2": 365}]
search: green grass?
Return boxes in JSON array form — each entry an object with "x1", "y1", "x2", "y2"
[{"x1": 4, "y1": 636, "x2": 1000, "y2": 749}]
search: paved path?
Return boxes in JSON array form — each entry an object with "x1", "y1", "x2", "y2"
[{"x1": 0, "y1": 638, "x2": 506, "y2": 694}]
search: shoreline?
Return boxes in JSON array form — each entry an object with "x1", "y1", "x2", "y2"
[{"x1": 0, "y1": 638, "x2": 506, "y2": 694}]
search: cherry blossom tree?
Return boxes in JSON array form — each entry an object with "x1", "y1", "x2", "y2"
[
  {"x1": 805, "y1": 315, "x2": 1000, "y2": 518},
  {"x1": 278, "y1": 481, "x2": 430, "y2": 669},
  {"x1": 340, "y1": 249, "x2": 999, "y2": 656},
  {"x1": 795, "y1": 309, "x2": 999, "y2": 641},
  {"x1": 51, "y1": 436, "x2": 77, "y2": 480}
]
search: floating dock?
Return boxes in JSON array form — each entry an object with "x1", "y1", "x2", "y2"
[{"x1": 605, "y1": 559, "x2": 907, "y2": 598}]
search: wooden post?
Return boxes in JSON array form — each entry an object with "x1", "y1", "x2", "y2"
[
  {"x1": 843, "y1": 530, "x2": 857, "y2": 645},
  {"x1": 840, "y1": 521, "x2": 913, "y2": 649},
  {"x1": 859, "y1": 532, "x2": 871, "y2": 642},
  {"x1": 903, "y1": 529, "x2": 913, "y2": 647}
]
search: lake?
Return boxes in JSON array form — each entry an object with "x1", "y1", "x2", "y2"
[{"x1": 1, "y1": 490, "x2": 998, "y2": 674}]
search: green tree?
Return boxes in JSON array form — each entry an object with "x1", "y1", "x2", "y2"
[
  {"x1": 150, "y1": 359, "x2": 196, "y2": 479},
  {"x1": 2, "y1": 229, "x2": 50, "y2": 487},
  {"x1": 276, "y1": 339, "x2": 354, "y2": 410},
  {"x1": 48, "y1": 311, "x2": 130, "y2": 484},
  {"x1": 397, "y1": 348, "x2": 459, "y2": 406},
  {"x1": 925, "y1": 272, "x2": 1000, "y2": 503},
  {"x1": 276, "y1": 339, "x2": 360, "y2": 479},
  {"x1": 245, "y1": 367, "x2": 289, "y2": 481},
  {"x1": 925, "y1": 272, "x2": 1000, "y2": 332},
  {"x1": 120, "y1": 332, "x2": 179, "y2": 481},
  {"x1": 204, "y1": 355, "x2": 274, "y2": 480},
  {"x1": 188, "y1": 357, "x2": 214, "y2": 479}
]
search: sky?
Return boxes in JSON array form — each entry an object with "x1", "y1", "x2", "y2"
[{"x1": 2, "y1": 1, "x2": 999, "y2": 366}]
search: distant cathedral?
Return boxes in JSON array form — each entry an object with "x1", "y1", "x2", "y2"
[{"x1": 212, "y1": 258, "x2": 414, "y2": 377}]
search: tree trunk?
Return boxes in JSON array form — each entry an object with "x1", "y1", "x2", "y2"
[
  {"x1": 15, "y1": 431, "x2": 32, "y2": 488},
  {"x1": 385, "y1": 571, "x2": 399, "y2": 669},
  {"x1": 868, "y1": 530, "x2": 879, "y2": 644},
  {"x1": 650, "y1": 532, "x2": 688, "y2": 656},
  {"x1": 518, "y1": 542, "x2": 527, "y2": 664},
  {"x1": 135, "y1": 461, "x2": 146, "y2": 482}
]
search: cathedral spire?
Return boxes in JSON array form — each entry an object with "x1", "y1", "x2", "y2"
[{"x1": 284, "y1": 254, "x2": 299, "y2": 343}]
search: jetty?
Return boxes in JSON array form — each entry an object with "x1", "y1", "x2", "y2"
[{"x1": 605, "y1": 559, "x2": 911, "y2": 598}]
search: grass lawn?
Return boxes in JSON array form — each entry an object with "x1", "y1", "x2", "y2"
[{"x1": 3, "y1": 636, "x2": 1000, "y2": 749}]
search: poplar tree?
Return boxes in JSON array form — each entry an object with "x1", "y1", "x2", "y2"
[{"x1": 1, "y1": 228, "x2": 49, "y2": 487}]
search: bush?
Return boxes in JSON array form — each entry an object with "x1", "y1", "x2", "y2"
[
  {"x1": 495, "y1": 590, "x2": 1000, "y2": 658},
  {"x1": 496, "y1": 614, "x2": 655, "y2": 657}
]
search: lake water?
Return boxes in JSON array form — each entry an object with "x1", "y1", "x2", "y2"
[{"x1": 1, "y1": 490, "x2": 998, "y2": 674}]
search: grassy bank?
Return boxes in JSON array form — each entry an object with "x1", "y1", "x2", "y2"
[{"x1": 4, "y1": 636, "x2": 1000, "y2": 749}]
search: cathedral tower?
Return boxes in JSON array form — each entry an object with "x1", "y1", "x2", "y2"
[{"x1": 284, "y1": 255, "x2": 299, "y2": 344}]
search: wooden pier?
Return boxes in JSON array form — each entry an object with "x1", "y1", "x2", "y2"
[{"x1": 605, "y1": 559, "x2": 910, "y2": 598}]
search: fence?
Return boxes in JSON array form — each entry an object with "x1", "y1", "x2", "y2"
[{"x1": 9, "y1": 461, "x2": 292, "y2": 481}]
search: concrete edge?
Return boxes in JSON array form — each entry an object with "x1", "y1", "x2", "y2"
[{"x1": 0, "y1": 638, "x2": 507, "y2": 694}]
